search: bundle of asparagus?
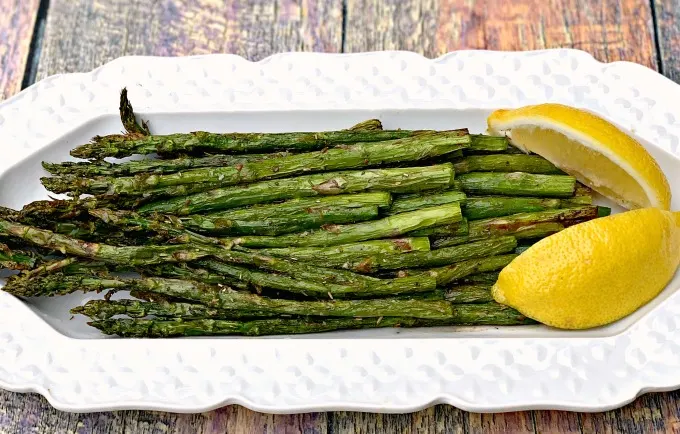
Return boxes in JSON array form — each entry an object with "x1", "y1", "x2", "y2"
[{"x1": 0, "y1": 89, "x2": 612, "y2": 337}]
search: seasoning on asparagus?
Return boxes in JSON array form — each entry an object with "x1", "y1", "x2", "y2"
[
  {"x1": 454, "y1": 272, "x2": 499, "y2": 285},
  {"x1": 442, "y1": 285, "x2": 494, "y2": 304},
  {"x1": 231, "y1": 203, "x2": 462, "y2": 248},
  {"x1": 139, "y1": 164, "x2": 456, "y2": 215}
]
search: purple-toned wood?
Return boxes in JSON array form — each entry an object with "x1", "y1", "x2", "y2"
[
  {"x1": 0, "y1": 0, "x2": 40, "y2": 100},
  {"x1": 654, "y1": 0, "x2": 680, "y2": 82},
  {"x1": 35, "y1": 0, "x2": 343, "y2": 79}
]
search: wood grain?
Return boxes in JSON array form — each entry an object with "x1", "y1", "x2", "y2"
[
  {"x1": 36, "y1": 0, "x2": 343, "y2": 79},
  {"x1": 0, "y1": 0, "x2": 40, "y2": 100},
  {"x1": 344, "y1": 0, "x2": 658, "y2": 69},
  {"x1": 654, "y1": 0, "x2": 680, "y2": 82}
]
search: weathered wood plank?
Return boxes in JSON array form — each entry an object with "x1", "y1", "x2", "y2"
[
  {"x1": 344, "y1": 0, "x2": 658, "y2": 69},
  {"x1": 654, "y1": 0, "x2": 680, "y2": 82},
  {"x1": 0, "y1": 392, "x2": 329, "y2": 434},
  {"x1": 580, "y1": 393, "x2": 667, "y2": 434},
  {"x1": 465, "y1": 412, "x2": 535, "y2": 434},
  {"x1": 0, "y1": 0, "x2": 40, "y2": 99},
  {"x1": 533, "y1": 410, "x2": 581, "y2": 434},
  {"x1": 36, "y1": 0, "x2": 343, "y2": 79},
  {"x1": 330, "y1": 406, "x2": 469, "y2": 434}
]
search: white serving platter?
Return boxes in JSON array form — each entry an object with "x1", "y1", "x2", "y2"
[{"x1": 0, "y1": 50, "x2": 679, "y2": 413}]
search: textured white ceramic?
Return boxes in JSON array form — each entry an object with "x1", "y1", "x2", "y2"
[{"x1": 1, "y1": 50, "x2": 680, "y2": 413}]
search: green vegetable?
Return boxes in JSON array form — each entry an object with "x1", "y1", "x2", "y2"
[
  {"x1": 453, "y1": 154, "x2": 562, "y2": 174},
  {"x1": 387, "y1": 191, "x2": 466, "y2": 215},
  {"x1": 139, "y1": 164, "x2": 456, "y2": 215},
  {"x1": 457, "y1": 172, "x2": 576, "y2": 197},
  {"x1": 180, "y1": 192, "x2": 390, "y2": 236},
  {"x1": 48, "y1": 131, "x2": 469, "y2": 195},
  {"x1": 231, "y1": 203, "x2": 462, "y2": 248}
]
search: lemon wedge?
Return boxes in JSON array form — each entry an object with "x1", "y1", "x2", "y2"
[
  {"x1": 492, "y1": 208, "x2": 680, "y2": 329},
  {"x1": 487, "y1": 104, "x2": 671, "y2": 210}
]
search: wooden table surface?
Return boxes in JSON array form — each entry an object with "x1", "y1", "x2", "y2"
[{"x1": 1, "y1": 0, "x2": 679, "y2": 432}]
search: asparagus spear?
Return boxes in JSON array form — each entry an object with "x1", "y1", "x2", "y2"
[
  {"x1": 100, "y1": 276, "x2": 457, "y2": 319},
  {"x1": 0, "y1": 243, "x2": 37, "y2": 270},
  {"x1": 180, "y1": 193, "x2": 390, "y2": 236},
  {"x1": 42, "y1": 153, "x2": 292, "y2": 177},
  {"x1": 457, "y1": 172, "x2": 576, "y2": 197},
  {"x1": 257, "y1": 238, "x2": 431, "y2": 267},
  {"x1": 139, "y1": 164, "x2": 455, "y2": 215},
  {"x1": 457, "y1": 206, "x2": 597, "y2": 241},
  {"x1": 205, "y1": 250, "x2": 387, "y2": 287},
  {"x1": 119, "y1": 87, "x2": 150, "y2": 136},
  {"x1": 9, "y1": 272, "x2": 440, "y2": 317},
  {"x1": 467, "y1": 134, "x2": 508, "y2": 153},
  {"x1": 417, "y1": 254, "x2": 517, "y2": 286},
  {"x1": 182, "y1": 192, "x2": 392, "y2": 235},
  {"x1": 141, "y1": 262, "x2": 250, "y2": 291},
  {"x1": 0, "y1": 219, "x2": 210, "y2": 266},
  {"x1": 347, "y1": 119, "x2": 384, "y2": 131},
  {"x1": 443, "y1": 285, "x2": 493, "y2": 303},
  {"x1": 196, "y1": 260, "x2": 436, "y2": 298},
  {"x1": 86, "y1": 317, "x2": 405, "y2": 336},
  {"x1": 87, "y1": 304, "x2": 535, "y2": 337},
  {"x1": 258, "y1": 236, "x2": 516, "y2": 273},
  {"x1": 49, "y1": 131, "x2": 470, "y2": 195},
  {"x1": 189, "y1": 206, "x2": 379, "y2": 236},
  {"x1": 432, "y1": 222, "x2": 564, "y2": 248},
  {"x1": 406, "y1": 218, "x2": 469, "y2": 237},
  {"x1": 71, "y1": 299, "x2": 275, "y2": 320},
  {"x1": 71, "y1": 122, "x2": 433, "y2": 159},
  {"x1": 453, "y1": 154, "x2": 562, "y2": 174},
  {"x1": 89, "y1": 209, "x2": 228, "y2": 247},
  {"x1": 231, "y1": 203, "x2": 462, "y2": 248},
  {"x1": 455, "y1": 272, "x2": 499, "y2": 285},
  {"x1": 431, "y1": 207, "x2": 598, "y2": 247},
  {"x1": 387, "y1": 191, "x2": 466, "y2": 216},
  {"x1": 562, "y1": 196, "x2": 593, "y2": 206},
  {"x1": 463, "y1": 196, "x2": 562, "y2": 220},
  {"x1": 3, "y1": 273, "x2": 130, "y2": 296},
  {"x1": 199, "y1": 257, "x2": 436, "y2": 297}
]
